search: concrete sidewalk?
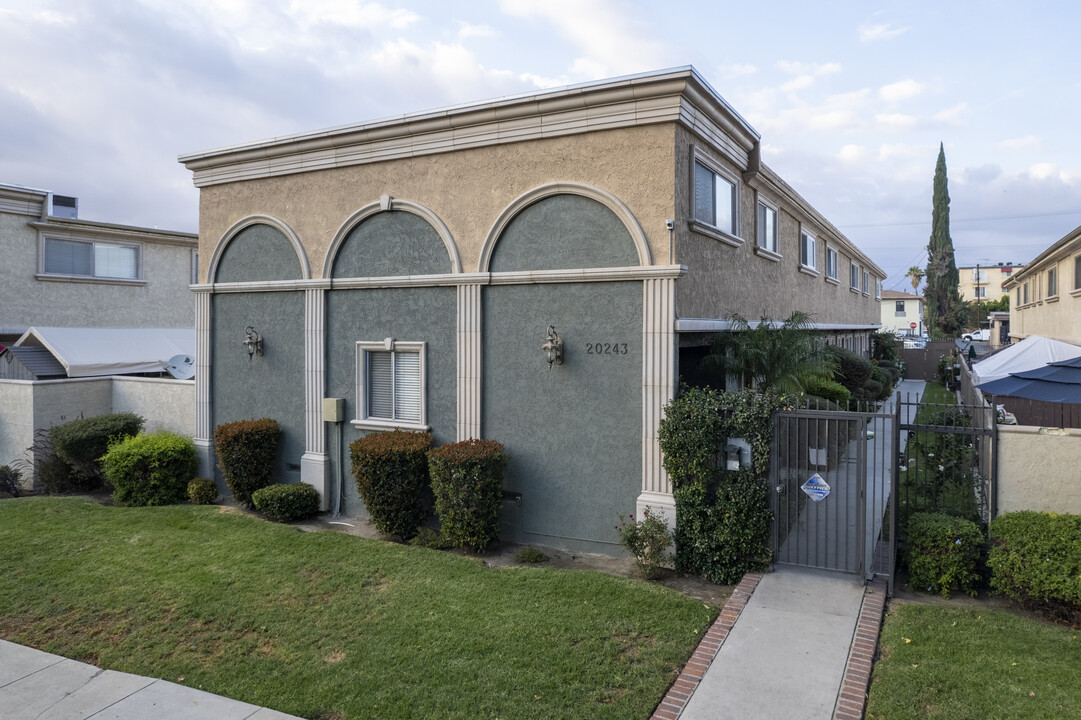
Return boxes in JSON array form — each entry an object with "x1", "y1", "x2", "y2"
[
  {"x1": 0, "y1": 640, "x2": 301, "y2": 720},
  {"x1": 653, "y1": 567, "x2": 887, "y2": 720}
]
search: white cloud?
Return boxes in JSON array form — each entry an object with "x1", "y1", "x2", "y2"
[
  {"x1": 838, "y1": 144, "x2": 869, "y2": 164},
  {"x1": 457, "y1": 22, "x2": 498, "y2": 40},
  {"x1": 717, "y1": 63, "x2": 757, "y2": 79},
  {"x1": 934, "y1": 103, "x2": 968, "y2": 123},
  {"x1": 875, "y1": 113, "x2": 918, "y2": 129},
  {"x1": 879, "y1": 79, "x2": 925, "y2": 103},
  {"x1": 1028, "y1": 162, "x2": 1068, "y2": 181},
  {"x1": 519, "y1": 72, "x2": 568, "y2": 89},
  {"x1": 285, "y1": 1, "x2": 421, "y2": 30},
  {"x1": 776, "y1": 61, "x2": 842, "y2": 77},
  {"x1": 780, "y1": 75, "x2": 815, "y2": 92},
  {"x1": 859, "y1": 22, "x2": 908, "y2": 43},
  {"x1": 998, "y1": 135, "x2": 1042, "y2": 150}
]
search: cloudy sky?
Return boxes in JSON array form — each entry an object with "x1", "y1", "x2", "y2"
[{"x1": 2, "y1": 0, "x2": 1079, "y2": 289}]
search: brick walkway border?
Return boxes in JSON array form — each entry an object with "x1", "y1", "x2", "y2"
[
  {"x1": 832, "y1": 576, "x2": 889, "y2": 720},
  {"x1": 649, "y1": 572, "x2": 764, "y2": 720}
]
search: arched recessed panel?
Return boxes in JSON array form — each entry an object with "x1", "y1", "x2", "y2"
[
  {"x1": 211, "y1": 218, "x2": 308, "y2": 283},
  {"x1": 331, "y1": 210, "x2": 455, "y2": 279}
]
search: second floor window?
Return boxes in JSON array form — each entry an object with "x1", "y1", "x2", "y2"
[
  {"x1": 694, "y1": 160, "x2": 737, "y2": 235},
  {"x1": 43, "y1": 237, "x2": 140, "y2": 280}
]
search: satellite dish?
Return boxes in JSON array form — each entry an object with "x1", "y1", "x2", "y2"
[{"x1": 164, "y1": 354, "x2": 196, "y2": 380}]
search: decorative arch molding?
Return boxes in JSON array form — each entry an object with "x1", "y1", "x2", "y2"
[
  {"x1": 477, "y1": 182, "x2": 652, "y2": 273},
  {"x1": 322, "y1": 195, "x2": 462, "y2": 278},
  {"x1": 208, "y1": 214, "x2": 311, "y2": 283}
]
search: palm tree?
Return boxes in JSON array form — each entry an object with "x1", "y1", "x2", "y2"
[
  {"x1": 907, "y1": 266, "x2": 925, "y2": 293},
  {"x1": 702, "y1": 311, "x2": 835, "y2": 395}
]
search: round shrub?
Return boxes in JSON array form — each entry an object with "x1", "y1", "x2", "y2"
[
  {"x1": 213, "y1": 419, "x2": 280, "y2": 507},
  {"x1": 49, "y1": 412, "x2": 144, "y2": 491},
  {"x1": 251, "y1": 483, "x2": 320, "y2": 522},
  {"x1": 905, "y1": 512, "x2": 983, "y2": 598},
  {"x1": 802, "y1": 376, "x2": 851, "y2": 406},
  {"x1": 989, "y1": 511, "x2": 1081, "y2": 618},
  {"x1": 102, "y1": 430, "x2": 198, "y2": 507},
  {"x1": 428, "y1": 438, "x2": 507, "y2": 552},
  {"x1": 188, "y1": 477, "x2": 218, "y2": 505},
  {"x1": 350, "y1": 430, "x2": 433, "y2": 541}
]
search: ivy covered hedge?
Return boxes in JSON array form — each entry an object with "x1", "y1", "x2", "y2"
[
  {"x1": 989, "y1": 511, "x2": 1081, "y2": 621},
  {"x1": 658, "y1": 387, "x2": 790, "y2": 584}
]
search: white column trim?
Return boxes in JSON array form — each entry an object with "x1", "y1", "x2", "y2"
[
  {"x1": 302, "y1": 287, "x2": 330, "y2": 509},
  {"x1": 194, "y1": 292, "x2": 214, "y2": 478},
  {"x1": 457, "y1": 283, "x2": 482, "y2": 441},
  {"x1": 639, "y1": 277, "x2": 677, "y2": 523}
]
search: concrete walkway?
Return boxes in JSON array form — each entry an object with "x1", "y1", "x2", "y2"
[{"x1": 0, "y1": 640, "x2": 301, "y2": 720}]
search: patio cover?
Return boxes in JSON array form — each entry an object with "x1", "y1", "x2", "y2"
[
  {"x1": 14, "y1": 327, "x2": 194, "y2": 378},
  {"x1": 970, "y1": 335, "x2": 1081, "y2": 385},
  {"x1": 977, "y1": 359, "x2": 1081, "y2": 403}
]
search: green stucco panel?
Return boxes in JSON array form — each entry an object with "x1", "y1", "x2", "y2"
[
  {"x1": 211, "y1": 292, "x2": 306, "y2": 495},
  {"x1": 325, "y1": 287, "x2": 457, "y2": 517},
  {"x1": 215, "y1": 223, "x2": 303, "y2": 283},
  {"x1": 489, "y1": 195, "x2": 639, "y2": 272},
  {"x1": 332, "y1": 211, "x2": 451, "y2": 278},
  {"x1": 482, "y1": 281, "x2": 642, "y2": 553}
]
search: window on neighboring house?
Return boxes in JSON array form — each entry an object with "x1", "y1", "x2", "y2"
[
  {"x1": 850, "y1": 262, "x2": 859, "y2": 290},
  {"x1": 799, "y1": 231, "x2": 817, "y2": 270},
  {"x1": 895, "y1": 301, "x2": 905, "y2": 316},
  {"x1": 190, "y1": 250, "x2": 199, "y2": 285},
  {"x1": 1023, "y1": 282, "x2": 1029, "y2": 304},
  {"x1": 756, "y1": 201, "x2": 777, "y2": 253},
  {"x1": 355, "y1": 340, "x2": 427, "y2": 430},
  {"x1": 693, "y1": 160, "x2": 737, "y2": 236},
  {"x1": 876, "y1": 278, "x2": 882, "y2": 300},
  {"x1": 862, "y1": 269, "x2": 869, "y2": 294},
  {"x1": 1047, "y1": 267, "x2": 1057, "y2": 297},
  {"x1": 973, "y1": 268, "x2": 987, "y2": 283},
  {"x1": 974, "y1": 286, "x2": 986, "y2": 299},
  {"x1": 825, "y1": 247, "x2": 839, "y2": 280},
  {"x1": 43, "y1": 237, "x2": 140, "y2": 280},
  {"x1": 1016, "y1": 287, "x2": 1021, "y2": 305},
  {"x1": 1075, "y1": 256, "x2": 1081, "y2": 291}
]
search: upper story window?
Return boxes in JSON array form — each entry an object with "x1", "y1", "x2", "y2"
[
  {"x1": 1023, "y1": 282, "x2": 1030, "y2": 304},
  {"x1": 895, "y1": 300, "x2": 905, "y2": 316},
  {"x1": 43, "y1": 237, "x2": 141, "y2": 280},
  {"x1": 972, "y1": 268, "x2": 987, "y2": 283},
  {"x1": 862, "y1": 269, "x2": 869, "y2": 295},
  {"x1": 354, "y1": 340, "x2": 428, "y2": 431},
  {"x1": 876, "y1": 278, "x2": 882, "y2": 300},
  {"x1": 825, "y1": 247, "x2": 839, "y2": 281},
  {"x1": 850, "y1": 262, "x2": 860, "y2": 290},
  {"x1": 1047, "y1": 267, "x2": 1058, "y2": 297},
  {"x1": 799, "y1": 231, "x2": 817, "y2": 270},
  {"x1": 974, "y1": 286, "x2": 986, "y2": 299},
  {"x1": 756, "y1": 201, "x2": 777, "y2": 253},
  {"x1": 1074, "y1": 256, "x2": 1081, "y2": 291},
  {"x1": 693, "y1": 158, "x2": 738, "y2": 237}
]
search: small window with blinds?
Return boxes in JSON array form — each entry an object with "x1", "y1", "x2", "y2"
[
  {"x1": 42, "y1": 237, "x2": 141, "y2": 280},
  {"x1": 355, "y1": 340, "x2": 428, "y2": 431}
]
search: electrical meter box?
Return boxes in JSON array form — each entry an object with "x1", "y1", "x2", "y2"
[{"x1": 323, "y1": 397, "x2": 345, "y2": 423}]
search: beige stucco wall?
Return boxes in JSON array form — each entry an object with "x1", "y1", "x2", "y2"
[
  {"x1": 959, "y1": 266, "x2": 1014, "y2": 303},
  {"x1": 1009, "y1": 253, "x2": 1081, "y2": 346},
  {"x1": 0, "y1": 211, "x2": 197, "y2": 330},
  {"x1": 880, "y1": 297, "x2": 924, "y2": 335},
  {"x1": 672, "y1": 127, "x2": 881, "y2": 324},
  {"x1": 997, "y1": 424, "x2": 1081, "y2": 515},
  {"x1": 112, "y1": 377, "x2": 195, "y2": 436},
  {"x1": 197, "y1": 124, "x2": 678, "y2": 281}
]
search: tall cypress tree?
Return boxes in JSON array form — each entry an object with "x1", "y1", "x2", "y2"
[{"x1": 925, "y1": 143, "x2": 962, "y2": 338}]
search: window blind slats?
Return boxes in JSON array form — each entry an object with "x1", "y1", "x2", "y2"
[
  {"x1": 368, "y1": 351, "x2": 394, "y2": 419},
  {"x1": 44, "y1": 239, "x2": 94, "y2": 276},
  {"x1": 693, "y1": 162, "x2": 714, "y2": 225},
  {"x1": 393, "y1": 352, "x2": 422, "y2": 423}
]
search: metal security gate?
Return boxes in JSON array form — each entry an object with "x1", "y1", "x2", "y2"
[{"x1": 771, "y1": 404, "x2": 896, "y2": 581}]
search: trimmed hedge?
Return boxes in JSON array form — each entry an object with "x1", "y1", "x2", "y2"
[
  {"x1": 905, "y1": 512, "x2": 983, "y2": 598},
  {"x1": 102, "y1": 430, "x2": 198, "y2": 507},
  {"x1": 803, "y1": 376, "x2": 851, "y2": 405},
  {"x1": 252, "y1": 483, "x2": 320, "y2": 522},
  {"x1": 989, "y1": 511, "x2": 1081, "y2": 617},
  {"x1": 188, "y1": 477, "x2": 218, "y2": 505},
  {"x1": 428, "y1": 439, "x2": 507, "y2": 552},
  {"x1": 213, "y1": 419, "x2": 280, "y2": 507},
  {"x1": 349, "y1": 430, "x2": 433, "y2": 541},
  {"x1": 49, "y1": 412, "x2": 144, "y2": 490}
]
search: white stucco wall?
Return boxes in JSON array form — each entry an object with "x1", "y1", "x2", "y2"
[
  {"x1": 997, "y1": 424, "x2": 1081, "y2": 515},
  {"x1": 112, "y1": 377, "x2": 195, "y2": 435},
  {"x1": 0, "y1": 382, "x2": 35, "y2": 480}
]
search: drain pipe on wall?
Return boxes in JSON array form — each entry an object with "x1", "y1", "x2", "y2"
[{"x1": 323, "y1": 398, "x2": 346, "y2": 518}]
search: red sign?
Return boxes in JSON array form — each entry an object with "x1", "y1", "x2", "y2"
[{"x1": 910, "y1": 322, "x2": 917, "y2": 329}]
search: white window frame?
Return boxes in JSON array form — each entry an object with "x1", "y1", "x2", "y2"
[
  {"x1": 38, "y1": 233, "x2": 144, "y2": 285},
  {"x1": 1047, "y1": 267, "x2": 1058, "y2": 298},
  {"x1": 799, "y1": 229, "x2": 818, "y2": 273},
  {"x1": 974, "y1": 286, "x2": 987, "y2": 299},
  {"x1": 689, "y1": 149, "x2": 742, "y2": 247},
  {"x1": 755, "y1": 198, "x2": 779, "y2": 257},
  {"x1": 190, "y1": 249, "x2": 199, "y2": 285},
  {"x1": 862, "y1": 269, "x2": 870, "y2": 295},
  {"x1": 850, "y1": 262, "x2": 860, "y2": 292},
  {"x1": 354, "y1": 339, "x2": 429, "y2": 432},
  {"x1": 1074, "y1": 255, "x2": 1081, "y2": 292},
  {"x1": 895, "y1": 301, "x2": 905, "y2": 316},
  {"x1": 875, "y1": 278, "x2": 882, "y2": 300},
  {"x1": 825, "y1": 246, "x2": 839, "y2": 283}
]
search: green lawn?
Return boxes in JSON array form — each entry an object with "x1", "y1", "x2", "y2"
[
  {"x1": 866, "y1": 603, "x2": 1080, "y2": 720},
  {"x1": 0, "y1": 497, "x2": 716, "y2": 720}
]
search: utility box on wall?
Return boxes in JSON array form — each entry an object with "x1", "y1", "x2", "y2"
[{"x1": 323, "y1": 397, "x2": 345, "y2": 423}]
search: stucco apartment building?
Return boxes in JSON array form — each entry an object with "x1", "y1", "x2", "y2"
[
  {"x1": 0, "y1": 183, "x2": 198, "y2": 346},
  {"x1": 958, "y1": 262, "x2": 1021, "y2": 304},
  {"x1": 879, "y1": 289, "x2": 924, "y2": 337},
  {"x1": 179, "y1": 67, "x2": 885, "y2": 553},
  {"x1": 1005, "y1": 223, "x2": 1081, "y2": 346}
]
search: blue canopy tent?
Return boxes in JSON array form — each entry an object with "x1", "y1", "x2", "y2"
[{"x1": 977, "y1": 357, "x2": 1081, "y2": 403}]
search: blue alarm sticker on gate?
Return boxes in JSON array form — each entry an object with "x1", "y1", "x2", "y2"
[{"x1": 801, "y1": 473, "x2": 831, "y2": 502}]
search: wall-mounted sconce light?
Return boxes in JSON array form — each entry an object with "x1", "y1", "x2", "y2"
[
  {"x1": 542, "y1": 325, "x2": 563, "y2": 368},
  {"x1": 242, "y1": 326, "x2": 263, "y2": 361}
]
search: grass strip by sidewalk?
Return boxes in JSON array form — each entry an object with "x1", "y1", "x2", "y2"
[
  {"x1": 0, "y1": 497, "x2": 716, "y2": 720},
  {"x1": 866, "y1": 603, "x2": 1080, "y2": 720}
]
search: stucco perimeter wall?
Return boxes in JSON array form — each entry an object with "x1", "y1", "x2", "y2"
[
  {"x1": 673, "y1": 127, "x2": 880, "y2": 324},
  {"x1": 196, "y1": 125, "x2": 676, "y2": 281},
  {"x1": 997, "y1": 425, "x2": 1081, "y2": 515},
  {"x1": 0, "y1": 382, "x2": 35, "y2": 478},
  {"x1": 112, "y1": 377, "x2": 195, "y2": 436}
]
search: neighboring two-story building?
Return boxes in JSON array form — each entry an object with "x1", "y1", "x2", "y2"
[
  {"x1": 958, "y1": 262, "x2": 1022, "y2": 305},
  {"x1": 1005, "y1": 224, "x2": 1081, "y2": 346},
  {"x1": 879, "y1": 290, "x2": 924, "y2": 337},
  {"x1": 179, "y1": 67, "x2": 885, "y2": 552},
  {"x1": 0, "y1": 183, "x2": 198, "y2": 346}
]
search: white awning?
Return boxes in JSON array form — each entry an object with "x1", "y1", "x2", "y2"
[
  {"x1": 971, "y1": 335, "x2": 1081, "y2": 385},
  {"x1": 14, "y1": 327, "x2": 194, "y2": 378}
]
